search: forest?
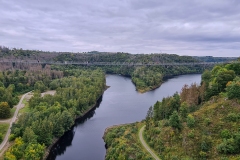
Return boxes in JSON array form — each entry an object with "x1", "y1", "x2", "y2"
[
  {"x1": 0, "y1": 46, "x2": 218, "y2": 92},
  {"x1": 104, "y1": 58, "x2": 240, "y2": 159},
  {"x1": 0, "y1": 64, "x2": 106, "y2": 160}
]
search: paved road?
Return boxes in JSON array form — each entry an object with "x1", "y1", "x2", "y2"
[
  {"x1": 139, "y1": 125, "x2": 160, "y2": 160},
  {"x1": 0, "y1": 92, "x2": 30, "y2": 151}
]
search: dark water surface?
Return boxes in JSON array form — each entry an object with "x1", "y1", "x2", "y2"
[{"x1": 47, "y1": 74, "x2": 201, "y2": 160}]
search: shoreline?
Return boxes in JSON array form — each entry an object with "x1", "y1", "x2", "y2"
[
  {"x1": 43, "y1": 86, "x2": 109, "y2": 160},
  {"x1": 102, "y1": 122, "x2": 135, "y2": 150},
  {"x1": 102, "y1": 123, "x2": 134, "y2": 139},
  {"x1": 136, "y1": 72, "x2": 202, "y2": 93}
]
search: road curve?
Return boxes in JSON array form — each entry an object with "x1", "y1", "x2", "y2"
[
  {"x1": 139, "y1": 125, "x2": 160, "y2": 160},
  {"x1": 0, "y1": 92, "x2": 30, "y2": 151}
]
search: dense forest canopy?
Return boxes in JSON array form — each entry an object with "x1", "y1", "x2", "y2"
[
  {"x1": 0, "y1": 46, "x2": 236, "y2": 63},
  {"x1": 0, "y1": 66, "x2": 106, "y2": 160}
]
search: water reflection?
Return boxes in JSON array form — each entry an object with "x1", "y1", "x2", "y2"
[{"x1": 47, "y1": 96, "x2": 103, "y2": 160}]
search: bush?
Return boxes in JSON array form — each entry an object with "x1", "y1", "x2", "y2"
[
  {"x1": 204, "y1": 118, "x2": 211, "y2": 126},
  {"x1": 201, "y1": 136, "x2": 212, "y2": 152},
  {"x1": 226, "y1": 113, "x2": 239, "y2": 122},
  {"x1": 188, "y1": 130, "x2": 195, "y2": 138},
  {"x1": 187, "y1": 114, "x2": 195, "y2": 128},
  {"x1": 9, "y1": 134, "x2": 15, "y2": 141},
  {"x1": 199, "y1": 151, "x2": 207, "y2": 159},
  {"x1": 217, "y1": 138, "x2": 238, "y2": 154},
  {"x1": 220, "y1": 129, "x2": 231, "y2": 139}
]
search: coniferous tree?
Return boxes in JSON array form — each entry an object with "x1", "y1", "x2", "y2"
[{"x1": 169, "y1": 111, "x2": 181, "y2": 129}]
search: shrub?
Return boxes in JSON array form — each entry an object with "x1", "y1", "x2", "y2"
[
  {"x1": 204, "y1": 118, "x2": 211, "y2": 126},
  {"x1": 187, "y1": 114, "x2": 195, "y2": 128},
  {"x1": 217, "y1": 138, "x2": 238, "y2": 154},
  {"x1": 220, "y1": 129, "x2": 231, "y2": 139},
  {"x1": 201, "y1": 136, "x2": 212, "y2": 152},
  {"x1": 9, "y1": 134, "x2": 15, "y2": 141},
  {"x1": 226, "y1": 113, "x2": 239, "y2": 122},
  {"x1": 199, "y1": 151, "x2": 207, "y2": 159},
  {"x1": 188, "y1": 130, "x2": 195, "y2": 138}
]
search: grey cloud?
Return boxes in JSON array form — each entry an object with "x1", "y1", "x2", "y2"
[{"x1": 0, "y1": 0, "x2": 240, "y2": 56}]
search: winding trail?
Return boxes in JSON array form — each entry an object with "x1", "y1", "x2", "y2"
[
  {"x1": 0, "y1": 92, "x2": 31, "y2": 151},
  {"x1": 139, "y1": 125, "x2": 160, "y2": 160}
]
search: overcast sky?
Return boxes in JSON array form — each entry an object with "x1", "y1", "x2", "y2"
[{"x1": 1, "y1": 0, "x2": 240, "y2": 57}]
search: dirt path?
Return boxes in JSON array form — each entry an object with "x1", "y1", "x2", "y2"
[
  {"x1": 139, "y1": 125, "x2": 160, "y2": 160},
  {"x1": 0, "y1": 119, "x2": 11, "y2": 123},
  {"x1": 41, "y1": 90, "x2": 56, "y2": 97},
  {"x1": 0, "y1": 92, "x2": 31, "y2": 151}
]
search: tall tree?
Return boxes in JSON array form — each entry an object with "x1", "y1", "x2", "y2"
[{"x1": 169, "y1": 111, "x2": 181, "y2": 129}]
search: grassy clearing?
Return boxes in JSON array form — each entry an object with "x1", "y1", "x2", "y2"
[
  {"x1": 10, "y1": 108, "x2": 16, "y2": 118},
  {"x1": 0, "y1": 123, "x2": 9, "y2": 143},
  {"x1": 19, "y1": 98, "x2": 30, "y2": 114}
]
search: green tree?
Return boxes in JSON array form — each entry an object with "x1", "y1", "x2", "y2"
[
  {"x1": 226, "y1": 77, "x2": 240, "y2": 99},
  {"x1": 187, "y1": 114, "x2": 195, "y2": 128},
  {"x1": 22, "y1": 127, "x2": 37, "y2": 144},
  {"x1": 145, "y1": 106, "x2": 153, "y2": 130},
  {"x1": 4, "y1": 151, "x2": 16, "y2": 160},
  {"x1": 217, "y1": 138, "x2": 238, "y2": 154},
  {"x1": 213, "y1": 69, "x2": 235, "y2": 92},
  {"x1": 169, "y1": 111, "x2": 181, "y2": 129},
  {"x1": 201, "y1": 70, "x2": 211, "y2": 85},
  {"x1": 28, "y1": 92, "x2": 42, "y2": 108},
  {"x1": 24, "y1": 143, "x2": 45, "y2": 160},
  {"x1": 179, "y1": 102, "x2": 188, "y2": 119},
  {"x1": 0, "y1": 102, "x2": 11, "y2": 119},
  {"x1": 34, "y1": 81, "x2": 46, "y2": 92},
  {"x1": 153, "y1": 101, "x2": 160, "y2": 121},
  {"x1": 11, "y1": 137, "x2": 24, "y2": 159}
]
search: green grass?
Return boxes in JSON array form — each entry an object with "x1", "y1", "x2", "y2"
[
  {"x1": 10, "y1": 108, "x2": 16, "y2": 118},
  {"x1": 19, "y1": 98, "x2": 30, "y2": 114},
  {"x1": 0, "y1": 123, "x2": 10, "y2": 143}
]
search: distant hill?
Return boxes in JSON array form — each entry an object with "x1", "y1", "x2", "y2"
[
  {"x1": 192, "y1": 56, "x2": 237, "y2": 62},
  {"x1": 1, "y1": 46, "x2": 238, "y2": 93}
]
